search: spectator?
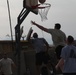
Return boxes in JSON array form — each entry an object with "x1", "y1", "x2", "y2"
[
  {"x1": 55, "y1": 35, "x2": 76, "y2": 75},
  {"x1": 0, "y1": 52, "x2": 16, "y2": 75}
]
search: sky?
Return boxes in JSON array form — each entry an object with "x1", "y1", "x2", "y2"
[{"x1": 0, "y1": 0, "x2": 76, "y2": 44}]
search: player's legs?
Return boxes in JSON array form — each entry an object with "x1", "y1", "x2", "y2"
[
  {"x1": 55, "y1": 45, "x2": 64, "y2": 60},
  {"x1": 42, "y1": 52, "x2": 51, "y2": 75},
  {"x1": 35, "y1": 53, "x2": 43, "y2": 75}
]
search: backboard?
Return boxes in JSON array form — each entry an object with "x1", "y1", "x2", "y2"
[{"x1": 23, "y1": 0, "x2": 38, "y2": 14}]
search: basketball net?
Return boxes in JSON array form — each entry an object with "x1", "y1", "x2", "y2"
[{"x1": 38, "y1": 3, "x2": 51, "y2": 21}]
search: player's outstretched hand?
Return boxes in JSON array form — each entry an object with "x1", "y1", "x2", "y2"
[{"x1": 31, "y1": 21, "x2": 37, "y2": 26}]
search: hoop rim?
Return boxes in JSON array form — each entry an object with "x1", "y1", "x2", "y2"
[
  {"x1": 38, "y1": 3, "x2": 51, "y2": 9},
  {"x1": 32, "y1": 3, "x2": 51, "y2": 9}
]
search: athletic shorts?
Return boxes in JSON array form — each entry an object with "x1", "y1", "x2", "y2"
[
  {"x1": 35, "y1": 52, "x2": 50, "y2": 65},
  {"x1": 55, "y1": 45, "x2": 64, "y2": 59}
]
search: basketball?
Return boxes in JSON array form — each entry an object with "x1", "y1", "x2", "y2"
[{"x1": 39, "y1": 0, "x2": 46, "y2": 4}]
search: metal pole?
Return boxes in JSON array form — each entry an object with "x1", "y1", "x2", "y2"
[
  {"x1": 15, "y1": 8, "x2": 30, "y2": 75},
  {"x1": 7, "y1": 0, "x2": 13, "y2": 42}
]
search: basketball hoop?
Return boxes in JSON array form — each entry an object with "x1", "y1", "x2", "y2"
[{"x1": 38, "y1": 3, "x2": 51, "y2": 21}]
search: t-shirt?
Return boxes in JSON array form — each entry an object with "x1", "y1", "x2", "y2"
[
  {"x1": 61, "y1": 45, "x2": 76, "y2": 73},
  {"x1": 31, "y1": 38, "x2": 47, "y2": 53},
  {"x1": 0, "y1": 58, "x2": 14, "y2": 75},
  {"x1": 48, "y1": 29, "x2": 66, "y2": 46}
]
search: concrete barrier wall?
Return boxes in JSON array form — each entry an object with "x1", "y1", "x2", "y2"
[
  {"x1": 19, "y1": 47, "x2": 57, "y2": 75},
  {"x1": 0, "y1": 41, "x2": 58, "y2": 75}
]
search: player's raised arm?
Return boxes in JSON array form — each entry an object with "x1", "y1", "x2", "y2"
[{"x1": 31, "y1": 21, "x2": 48, "y2": 32}]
